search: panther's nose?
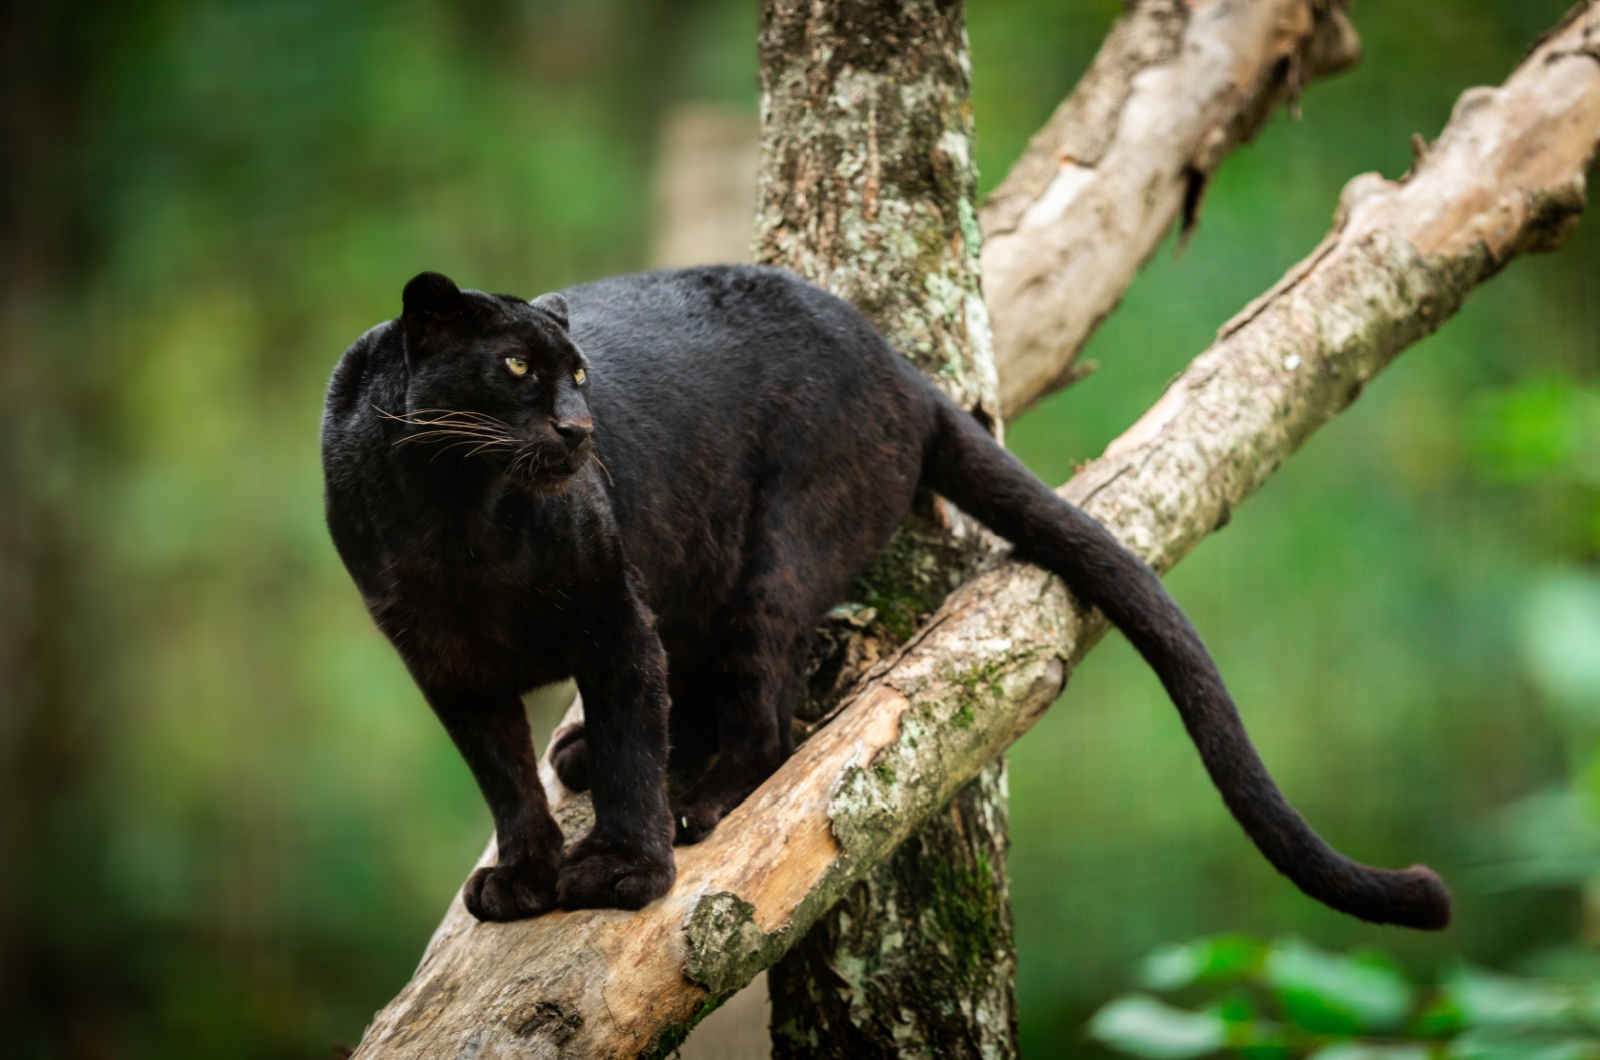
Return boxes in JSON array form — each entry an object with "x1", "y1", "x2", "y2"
[{"x1": 553, "y1": 418, "x2": 593, "y2": 450}]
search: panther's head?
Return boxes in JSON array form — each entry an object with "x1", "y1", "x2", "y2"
[{"x1": 392, "y1": 271, "x2": 594, "y2": 495}]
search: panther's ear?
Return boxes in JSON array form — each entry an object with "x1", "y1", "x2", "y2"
[
  {"x1": 401, "y1": 272, "x2": 468, "y2": 365},
  {"x1": 530, "y1": 292, "x2": 570, "y2": 331},
  {"x1": 402, "y1": 271, "x2": 466, "y2": 321}
]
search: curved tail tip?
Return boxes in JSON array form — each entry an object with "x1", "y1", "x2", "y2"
[{"x1": 1388, "y1": 865, "x2": 1452, "y2": 930}]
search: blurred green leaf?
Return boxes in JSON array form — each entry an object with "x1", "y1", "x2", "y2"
[
  {"x1": 1308, "y1": 1043, "x2": 1431, "y2": 1060},
  {"x1": 1143, "y1": 941, "x2": 1213, "y2": 992},
  {"x1": 1473, "y1": 788, "x2": 1600, "y2": 893},
  {"x1": 1446, "y1": 1028, "x2": 1597, "y2": 1060},
  {"x1": 1226, "y1": 1006, "x2": 1293, "y2": 1060},
  {"x1": 1519, "y1": 571, "x2": 1600, "y2": 725},
  {"x1": 1218, "y1": 992, "x2": 1262, "y2": 1025},
  {"x1": 1090, "y1": 996, "x2": 1230, "y2": 1060},
  {"x1": 1266, "y1": 939, "x2": 1414, "y2": 1035},
  {"x1": 1414, "y1": 991, "x2": 1468, "y2": 1038},
  {"x1": 1237, "y1": 1034, "x2": 1295, "y2": 1060},
  {"x1": 1447, "y1": 966, "x2": 1580, "y2": 1031},
  {"x1": 1143, "y1": 936, "x2": 1270, "y2": 991}
]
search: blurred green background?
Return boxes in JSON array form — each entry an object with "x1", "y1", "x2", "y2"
[{"x1": 2, "y1": 1, "x2": 1596, "y2": 1057}]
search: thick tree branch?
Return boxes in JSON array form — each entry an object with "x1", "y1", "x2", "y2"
[
  {"x1": 982, "y1": 0, "x2": 1361, "y2": 417},
  {"x1": 350, "y1": 7, "x2": 1600, "y2": 1058}
]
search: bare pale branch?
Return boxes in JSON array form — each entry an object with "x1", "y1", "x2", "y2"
[{"x1": 982, "y1": 0, "x2": 1361, "y2": 416}]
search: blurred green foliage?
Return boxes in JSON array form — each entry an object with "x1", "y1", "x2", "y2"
[
  {"x1": 0, "y1": 1, "x2": 1595, "y2": 1058},
  {"x1": 1089, "y1": 935, "x2": 1600, "y2": 1060}
]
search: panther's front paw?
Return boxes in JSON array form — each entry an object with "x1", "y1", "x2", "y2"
[
  {"x1": 463, "y1": 860, "x2": 559, "y2": 922},
  {"x1": 556, "y1": 835, "x2": 675, "y2": 910}
]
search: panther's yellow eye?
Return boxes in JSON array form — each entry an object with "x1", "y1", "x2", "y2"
[
  {"x1": 573, "y1": 367, "x2": 587, "y2": 385},
  {"x1": 505, "y1": 356, "x2": 529, "y2": 377}
]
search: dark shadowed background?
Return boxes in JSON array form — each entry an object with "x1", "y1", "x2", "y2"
[{"x1": 2, "y1": 1, "x2": 1596, "y2": 1057}]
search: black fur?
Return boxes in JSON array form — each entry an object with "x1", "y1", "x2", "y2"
[{"x1": 321, "y1": 265, "x2": 1451, "y2": 929}]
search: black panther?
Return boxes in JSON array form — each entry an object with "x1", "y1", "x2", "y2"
[{"x1": 321, "y1": 264, "x2": 1450, "y2": 928}]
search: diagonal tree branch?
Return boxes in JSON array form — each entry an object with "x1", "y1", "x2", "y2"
[
  {"x1": 983, "y1": 0, "x2": 1361, "y2": 417},
  {"x1": 349, "y1": 8, "x2": 1600, "y2": 1058}
]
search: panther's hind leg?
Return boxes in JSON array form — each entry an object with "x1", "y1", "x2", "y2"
[
  {"x1": 670, "y1": 565, "x2": 815, "y2": 844},
  {"x1": 548, "y1": 722, "x2": 590, "y2": 792}
]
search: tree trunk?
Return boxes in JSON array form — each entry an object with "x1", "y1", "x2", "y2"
[{"x1": 751, "y1": 1, "x2": 1015, "y2": 1055}]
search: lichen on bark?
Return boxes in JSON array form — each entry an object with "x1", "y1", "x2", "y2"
[
  {"x1": 754, "y1": 0, "x2": 996, "y2": 420},
  {"x1": 685, "y1": 891, "x2": 785, "y2": 996},
  {"x1": 771, "y1": 763, "x2": 1017, "y2": 1060}
]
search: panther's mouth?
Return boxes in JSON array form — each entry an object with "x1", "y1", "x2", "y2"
[{"x1": 506, "y1": 444, "x2": 582, "y2": 494}]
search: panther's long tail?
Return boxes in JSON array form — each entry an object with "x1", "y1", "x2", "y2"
[{"x1": 921, "y1": 394, "x2": 1450, "y2": 930}]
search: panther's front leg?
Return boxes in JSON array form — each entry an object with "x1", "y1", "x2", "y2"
[
  {"x1": 558, "y1": 576, "x2": 676, "y2": 909},
  {"x1": 425, "y1": 686, "x2": 564, "y2": 921}
]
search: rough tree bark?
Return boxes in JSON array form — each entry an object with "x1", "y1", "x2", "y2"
[
  {"x1": 348, "y1": 5, "x2": 1600, "y2": 1058},
  {"x1": 749, "y1": 3, "x2": 1012, "y2": 1053},
  {"x1": 767, "y1": 763, "x2": 1014, "y2": 1058}
]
